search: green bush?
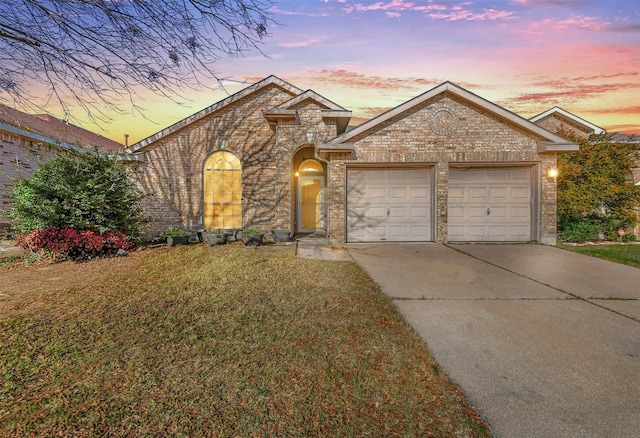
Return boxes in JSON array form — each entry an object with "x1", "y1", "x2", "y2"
[
  {"x1": 558, "y1": 216, "x2": 600, "y2": 242},
  {"x1": 9, "y1": 149, "x2": 146, "y2": 238}
]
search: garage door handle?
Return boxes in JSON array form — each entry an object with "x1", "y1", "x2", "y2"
[
  {"x1": 387, "y1": 209, "x2": 390, "y2": 217},
  {"x1": 487, "y1": 207, "x2": 491, "y2": 216}
]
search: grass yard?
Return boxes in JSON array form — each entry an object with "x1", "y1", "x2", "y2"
[
  {"x1": 561, "y1": 243, "x2": 640, "y2": 268},
  {"x1": 0, "y1": 244, "x2": 489, "y2": 437}
]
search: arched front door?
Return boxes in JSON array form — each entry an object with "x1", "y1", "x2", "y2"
[
  {"x1": 203, "y1": 151, "x2": 242, "y2": 229},
  {"x1": 297, "y1": 159, "x2": 324, "y2": 233}
]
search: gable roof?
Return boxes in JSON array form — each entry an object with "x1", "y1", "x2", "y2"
[
  {"x1": 0, "y1": 103, "x2": 122, "y2": 151},
  {"x1": 320, "y1": 82, "x2": 578, "y2": 153},
  {"x1": 263, "y1": 89, "x2": 352, "y2": 134},
  {"x1": 127, "y1": 75, "x2": 304, "y2": 153},
  {"x1": 530, "y1": 106, "x2": 606, "y2": 135}
]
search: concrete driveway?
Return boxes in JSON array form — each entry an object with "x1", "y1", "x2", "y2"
[{"x1": 348, "y1": 243, "x2": 640, "y2": 438}]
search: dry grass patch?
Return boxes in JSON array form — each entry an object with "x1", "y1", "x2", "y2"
[{"x1": 1, "y1": 244, "x2": 489, "y2": 437}]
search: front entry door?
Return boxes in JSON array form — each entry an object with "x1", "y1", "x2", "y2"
[{"x1": 298, "y1": 176, "x2": 324, "y2": 232}]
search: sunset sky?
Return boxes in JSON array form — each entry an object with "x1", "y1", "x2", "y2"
[{"x1": 87, "y1": 0, "x2": 640, "y2": 144}]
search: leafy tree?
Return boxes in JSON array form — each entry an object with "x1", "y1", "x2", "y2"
[
  {"x1": 0, "y1": 0, "x2": 273, "y2": 119},
  {"x1": 9, "y1": 149, "x2": 146, "y2": 237},
  {"x1": 557, "y1": 132, "x2": 640, "y2": 241}
]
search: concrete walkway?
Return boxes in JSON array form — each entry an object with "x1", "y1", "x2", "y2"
[
  {"x1": 349, "y1": 243, "x2": 640, "y2": 438},
  {"x1": 295, "y1": 235, "x2": 352, "y2": 261}
]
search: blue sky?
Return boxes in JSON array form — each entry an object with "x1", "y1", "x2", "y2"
[{"x1": 89, "y1": 0, "x2": 640, "y2": 144}]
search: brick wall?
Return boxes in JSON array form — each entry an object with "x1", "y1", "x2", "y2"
[
  {"x1": 324, "y1": 94, "x2": 558, "y2": 244},
  {"x1": 134, "y1": 87, "x2": 341, "y2": 238},
  {"x1": 535, "y1": 114, "x2": 593, "y2": 140},
  {"x1": 0, "y1": 133, "x2": 56, "y2": 230}
]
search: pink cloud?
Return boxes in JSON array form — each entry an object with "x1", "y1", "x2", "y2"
[
  {"x1": 341, "y1": 1, "x2": 516, "y2": 20},
  {"x1": 523, "y1": 15, "x2": 610, "y2": 34},
  {"x1": 305, "y1": 69, "x2": 441, "y2": 91},
  {"x1": 279, "y1": 39, "x2": 321, "y2": 48},
  {"x1": 585, "y1": 106, "x2": 640, "y2": 115},
  {"x1": 500, "y1": 82, "x2": 640, "y2": 108}
]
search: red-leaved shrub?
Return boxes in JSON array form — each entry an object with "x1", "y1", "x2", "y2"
[{"x1": 16, "y1": 226, "x2": 135, "y2": 261}]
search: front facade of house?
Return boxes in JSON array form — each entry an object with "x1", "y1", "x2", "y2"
[{"x1": 126, "y1": 76, "x2": 577, "y2": 244}]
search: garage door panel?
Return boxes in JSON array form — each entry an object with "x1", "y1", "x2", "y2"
[
  {"x1": 411, "y1": 206, "x2": 429, "y2": 218},
  {"x1": 389, "y1": 206, "x2": 407, "y2": 218},
  {"x1": 410, "y1": 187, "x2": 429, "y2": 198},
  {"x1": 490, "y1": 187, "x2": 508, "y2": 199},
  {"x1": 448, "y1": 167, "x2": 533, "y2": 242},
  {"x1": 489, "y1": 206, "x2": 508, "y2": 219},
  {"x1": 511, "y1": 187, "x2": 530, "y2": 199},
  {"x1": 347, "y1": 168, "x2": 433, "y2": 242},
  {"x1": 511, "y1": 206, "x2": 530, "y2": 219},
  {"x1": 390, "y1": 188, "x2": 407, "y2": 199},
  {"x1": 469, "y1": 207, "x2": 487, "y2": 219},
  {"x1": 368, "y1": 187, "x2": 386, "y2": 199},
  {"x1": 469, "y1": 187, "x2": 486, "y2": 199}
]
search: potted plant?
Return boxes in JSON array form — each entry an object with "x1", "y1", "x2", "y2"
[
  {"x1": 272, "y1": 229, "x2": 291, "y2": 243},
  {"x1": 164, "y1": 228, "x2": 190, "y2": 246},
  {"x1": 204, "y1": 229, "x2": 229, "y2": 246},
  {"x1": 242, "y1": 228, "x2": 265, "y2": 247}
]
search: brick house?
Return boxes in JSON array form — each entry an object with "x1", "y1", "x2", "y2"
[
  {"x1": 126, "y1": 75, "x2": 578, "y2": 244},
  {"x1": 0, "y1": 104, "x2": 122, "y2": 232},
  {"x1": 531, "y1": 106, "x2": 640, "y2": 236}
]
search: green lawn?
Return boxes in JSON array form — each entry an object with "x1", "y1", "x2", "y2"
[
  {"x1": 0, "y1": 244, "x2": 489, "y2": 437},
  {"x1": 561, "y1": 243, "x2": 640, "y2": 268}
]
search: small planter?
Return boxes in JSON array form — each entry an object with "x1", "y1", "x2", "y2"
[
  {"x1": 204, "y1": 232, "x2": 228, "y2": 246},
  {"x1": 221, "y1": 228, "x2": 241, "y2": 241},
  {"x1": 166, "y1": 235, "x2": 190, "y2": 247},
  {"x1": 242, "y1": 230, "x2": 264, "y2": 247},
  {"x1": 272, "y1": 229, "x2": 291, "y2": 243}
]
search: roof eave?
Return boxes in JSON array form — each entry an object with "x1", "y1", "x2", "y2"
[
  {"x1": 537, "y1": 140, "x2": 580, "y2": 153},
  {"x1": 127, "y1": 75, "x2": 304, "y2": 152},
  {"x1": 316, "y1": 143, "x2": 355, "y2": 153},
  {"x1": 326, "y1": 82, "x2": 578, "y2": 147}
]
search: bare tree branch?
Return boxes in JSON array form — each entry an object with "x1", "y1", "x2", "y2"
[{"x1": 0, "y1": 0, "x2": 274, "y2": 121}]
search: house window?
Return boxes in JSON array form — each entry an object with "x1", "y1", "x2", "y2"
[
  {"x1": 203, "y1": 151, "x2": 242, "y2": 229},
  {"x1": 298, "y1": 159, "x2": 323, "y2": 174}
]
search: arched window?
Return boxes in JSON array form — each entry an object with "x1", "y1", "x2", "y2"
[
  {"x1": 298, "y1": 159, "x2": 323, "y2": 174},
  {"x1": 203, "y1": 151, "x2": 242, "y2": 229}
]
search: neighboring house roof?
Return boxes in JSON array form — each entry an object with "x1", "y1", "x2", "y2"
[
  {"x1": 610, "y1": 133, "x2": 640, "y2": 143},
  {"x1": 320, "y1": 81, "x2": 578, "y2": 153},
  {"x1": 0, "y1": 103, "x2": 122, "y2": 151},
  {"x1": 529, "y1": 106, "x2": 606, "y2": 135},
  {"x1": 128, "y1": 75, "x2": 305, "y2": 153}
]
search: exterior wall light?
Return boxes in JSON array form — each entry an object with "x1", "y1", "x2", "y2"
[
  {"x1": 306, "y1": 131, "x2": 314, "y2": 143},
  {"x1": 547, "y1": 168, "x2": 559, "y2": 180}
]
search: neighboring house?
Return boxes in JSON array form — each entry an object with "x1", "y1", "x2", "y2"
[
  {"x1": 126, "y1": 75, "x2": 578, "y2": 244},
  {"x1": 531, "y1": 106, "x2": 640, "y2": 237},
  {"x1": 0, "y1": 103, "x2": 122, "y2": 232}
]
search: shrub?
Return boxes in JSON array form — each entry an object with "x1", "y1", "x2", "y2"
[
  {"x1": 558, "y1": 217, "x2": 600, "y2": 242},
  {"x1": 9, "y1": 149, "x2": 146, "y2": 238},
  {"x1": 16, "y1": 226, "x2": 135, "y2": 261}
]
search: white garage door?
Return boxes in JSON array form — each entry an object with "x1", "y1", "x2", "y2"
[
  {"x1": 448, "y1": 167, "x2": 533, "y2": 242},
  {"x1": 347, "y1": 168, "x2": 433, "y2": 242}
]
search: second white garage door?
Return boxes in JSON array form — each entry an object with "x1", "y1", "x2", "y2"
[
  {"x1": 347, "y1": 168, "x2": 433, "y2": 242},
  {"x1": 448, "y1": 167, "x2": 533, "y2": 242}
]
